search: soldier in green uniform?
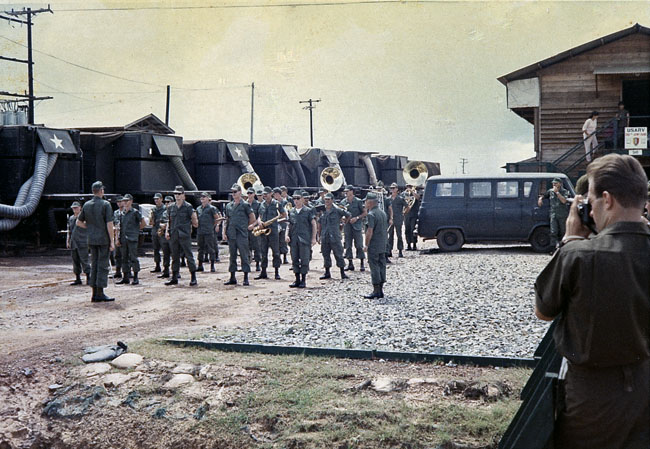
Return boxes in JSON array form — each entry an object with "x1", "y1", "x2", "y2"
[
  {"x1": 246, "y1": 187, "x2": 262, "y2": 272},
  {"x1": 404, "y1": 185, "x2": 421, "y2": 251},
  {"x1": 76, "y1": 181, "x2": 115, "y2": 302},
  {"x1": 165, "y1": 185, "x2": 198, "y2": 286},
  {"x1": 112, "y1": 196, "x2": 125, "y2": 279},
  {"x1": 387, "y1": 183, "x2": 407, "y2": 258},
  {"x1": 157, "y1": 196, "x2": 174, "y2": 278},
  {"x1": 255, "y1": 186, "x2": 286, "y2": 280},
  {"x1": 150, "y1": 193, "x2": 166, "y2": 273},
  {"x1": 318, "y1": 193, "x2": 350, "y2": 280},
  {"x1": 286, "y1": 190, "x2": 317, "y2": 288},
  {"x1": 116, "y1": 194, "x2": 145, "y2": 285},
  {"x1": 67, "y1": 201, "x2": 90, "y2": 286},
  {"x1": 274, "y1": 187, "x2": 290, "y2": 264},
  {"x1": 196, "y1": 192, "x2": 220, "y2": 273},
  {"x1": 224, "y1": 184, "x2": 256, "y2": 286},
  {"x1": 363, "y1": 192, "x2": 388, "y2": 299},
  {"x1": 341, "y1": 185, "x2": 366, "y2": 272},
  {"x1": 538, "y1": 177, "x2": 570, "y2": 251}
]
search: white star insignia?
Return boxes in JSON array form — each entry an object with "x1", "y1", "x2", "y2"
[
  {"x1": 235, "y1": 148, "x2": 243, "y2": 157},
  {"x1": 50, "y1": 135, "x2": 64, "y2": 150}
]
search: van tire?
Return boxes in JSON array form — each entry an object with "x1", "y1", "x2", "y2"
[
  {"x1": 530, "y1": 227, "x2": 553, "y2": 253},
  {"x1": 437, "y1": 229, "x2": 464, "y2": 252}
]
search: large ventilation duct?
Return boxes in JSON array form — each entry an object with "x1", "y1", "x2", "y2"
[{"x1": 359, "y1": 154, "x2": 378, "y2": 186}]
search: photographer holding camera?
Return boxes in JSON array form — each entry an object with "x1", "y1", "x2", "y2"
[{"x1": 534, "y1": 154, "x2": 649, "y2": 448}]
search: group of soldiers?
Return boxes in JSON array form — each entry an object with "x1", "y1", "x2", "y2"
[{"x1": 69, "y1": 180, "x2": 423, "y2": 302}]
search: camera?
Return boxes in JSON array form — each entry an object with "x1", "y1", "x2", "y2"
[{"x1": 576, "y1": 199, "x2": 595, "y2": 227}]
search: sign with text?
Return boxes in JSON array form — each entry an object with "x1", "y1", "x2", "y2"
[{"x1": 625, "y1": 127, "x2": 647, "y2": 151}]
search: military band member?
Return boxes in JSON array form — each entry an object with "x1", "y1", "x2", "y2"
[
  {"x1": 165, "y1": 185, "x2": 198, "y2": 286},
  {"x1": 341, "y1": 185, "x2": 366, "y2": 272},
  {"x1": 387, "y1": 183, "x2": 407, "y2": 258},
  {"x1": 286, "y1": 190, "x2": 317, "y2": 288},
  {"x1": 196, "y1": 192, "x2": 220, "y2": 273},
  {"x1": 112, "y1": 196, "x2": 125, "y2": 279},
  {"x1": 246, "y1": 187, "x2": 262, "y2": 271},
  {"x1": 274, "y1": 187, "x2": 290, "y2": 264},
  {"x1": 363, "y1": 192, "x2": 388, "y2": 299},
  {"x1": 224, "y1": 184, "x2": 256, "y2": 286},
  {"x1": 255, "y1": 186, "x2": 287, "y2": 280},
  {"x1": 67, "y1": 201, "x2": 90, "y2": 285},
  {"x1": 157, "y1": 196, "x2": 174, "y2": 278},
  {"x1": 76, "y1": 181, "x2": 115, "y2": 302},
  {"x1": 115, "y1": 194, "x2": 145, "y2": 285},
  {"x1": 405, "y1": 185, "x2": 421, "y2": 251},
  {"x1": 150, "y1": 193, "x2": 166, "y2": 273},
  {"x1": 318, "y1": 193, "x2": 350, "y2": 280}
]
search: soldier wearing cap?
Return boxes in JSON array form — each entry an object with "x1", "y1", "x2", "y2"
[
  {"x1": 67, "y1": 201, "x2": 90, "y2": 286},
  {"x1": 195, "y1": 192, "x2": 220, "y2": 273},
  {"x1": 286, "y1": 190, "x2": 317, "y2": 288},
  {"x1": 224, "y1": 184, "x2": 256, "y2": 286},
  {"x1": 404, "y1": 184, "x2": 422, "y2": 251},
  {"x1": 76, "y1": 181, "x2": 115, "y2": 302},
  {"x1": 538, "y1": 177, "x2": 570, "y2": 251},
  {"x1": 341, "y1": 185, "x2": 367, "y2": 272},
  {"x1": 157, "y1": 196, "x2": 174, "y2": 278},
  {"x1": 115, "y1": 194, "x2": 145, "y2": 285},
  {"x1": 387, "y1": 182, "x2": 407, "y2": 258},
  {"x1": 255, "y1": 186, "x2": 287, "y2": 280},
  {"x1": 274, "y1": 187, "x2": 290, "y2": 264},
  {"x1": 150, "y1": 193, "x2": 166, "y2": 273},
  {"x1": 165, "y1": 185, "x2": 199, "y2": 286},
  {"x1": 112, "y1": 195, "x2": 125, "y2": 279},
  {"x1": 363, "y1": 192, "x2": 388, "y2": 299},
  {"x1": 246, "y1": 187, "x2": 262, "y2": 271},
  {"x1": 318, "y1": 193, "x2": 350, "y2": 280}
]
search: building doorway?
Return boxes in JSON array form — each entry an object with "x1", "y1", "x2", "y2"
[{"x1": 622, "y1": 79, "x2": 650, "y2": 130}]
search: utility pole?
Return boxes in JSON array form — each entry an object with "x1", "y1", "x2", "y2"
[
  {"x1": 250, "y1": 82, "x2": 254, "y2": 144},
  {"x1": 459, "y1": 157, "x2": 469, "y2": 174},
  {"x1": 165, "y1": 85, "x2": 170, "y2": 125},
  {"x1": 1, "y1": 5, "x2": 53, "y2": 125},
  {"x1": 299, "y1": 98, "x2": 321, "y2": 147}
]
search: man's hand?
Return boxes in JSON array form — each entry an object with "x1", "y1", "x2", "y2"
[
  {"x1": 311, "y1": 239, "x2": 316, "y2": 247},
  {"x1": 116, "y1": 239, "x2": 121, "y2": 247},
  {"x1": 285, "y1": 236, "x2": 290, "y2": 243},
  {"x1": 565, "y1": 194, "x2": 591, "y2": 238},
  {"x1": 165, "y1": 232, "x2": 170, "y2": 241},
  {"x1": 362, "y1": 245, "x2": 368, "y2": 252},
  {"x1": 350, "y1": 217, "x2": 358, "y2": 224},
  {"x1": 109, "y1": 241, "x2": 115, "y2": 252}
]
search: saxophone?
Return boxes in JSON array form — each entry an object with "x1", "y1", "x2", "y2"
[{"x1": 252, "y1": 212, "x2": 282, "y2": 237}]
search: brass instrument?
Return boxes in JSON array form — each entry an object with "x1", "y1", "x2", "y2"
[
  {"x1": 157, "y1": 222, "x2": 166, "y2": 237},
  {"x1": 237, "y1": 172, "x2": 262, "y2": 192},
  {"x1": 320, "y1": 166, "x2": 345, "y2": 192},
  {"x1": 403, "y1": 161, "x2": 428, "y2": 187},
  {"x1": 403, "y1": 186, "x2": 416, "y2": 215},
  {"x1": 252, "y1": 212, "x2": 283, "y2": 236}
]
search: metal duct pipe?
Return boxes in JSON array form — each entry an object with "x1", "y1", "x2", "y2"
[
  {"x1": 0, "y1": 143, "x2": 58, "y2": 231},
  {"x1": 169, "y1": 156, "x2": 197, "y2": 191},
  {"x1": 360, "y1": 154, "x2": 378, "y2": 186},
  {"x1": 239, "y1": 160, "x2": 255, "y2": 174},
  {"x1": 291, "y1": 161, "x2": 307, "y2": 187}
]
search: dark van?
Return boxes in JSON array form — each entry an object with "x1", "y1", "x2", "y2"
[{"x1": 416, "y1": 173, "x2": 575, "y2": 252}]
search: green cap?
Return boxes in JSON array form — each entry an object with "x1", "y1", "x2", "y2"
[
  {"x1": 91, "y1": 181, "x2": 104, "y2": 191},
  {"x1": 552, "y1": 178, "x2": 562, "y2": 184}
]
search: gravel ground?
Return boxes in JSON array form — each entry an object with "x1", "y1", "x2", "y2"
[{"x1": 203, "y1": 242, "x2": 553, "y2": 358}]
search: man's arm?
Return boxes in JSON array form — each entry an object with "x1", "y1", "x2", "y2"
[
  {"x1": 191, "y1": 211, "x2": 198, "y2": 228},
  {"x1": 248, "y1": 212, "x2": 256, "y2": 230},
  {"x1": 310, "y1": 218, "x2": 317, "y2": 246},
  {"x1": 107, "y1": 222, "x2": 115, "y2": 251}
]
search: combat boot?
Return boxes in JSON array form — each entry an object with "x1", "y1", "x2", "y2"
[
  {"x1": 413, "y1": 243, "x2": 418, "y2": 251},
  {"x1": 116, "y1": 273, "x2": 130, "y2": 285},
  {"x1": 283, "y1": 254, "x2": 288, "y2": 264},
  {"x1": 363, "y1": 285, "x2": 380, "y2": 299},
  {"x1": 165, "y1": 273, "x2": 179, "y2": 286},
  {"x1": 196, "y1": 262, "x2": 204, "y2": 272},
  {"x1": 377, "y1": 283, "x2": 385, "y2": 299},
  {"x1": 297, "y1": 273, "x2": 307, "y2": 288},
  {"x1": 340, "y1": 268, "x2": 349, "y2": 280},
  {"x1": 210, "y1": 262, "x2": 216, "y2": 272},
  {"x1": 150, "y1": 264, "x2": 161, "y2": 273},
  {"x1": 319, "y1": 268, "x2": 331, "y2": 280},
  {"x1": 398, "y1": 250, "x2": 404, "y2": 258},
  {"x1": 289, "y1": 273, "x2": 300, "y2": 288},
  {"x1": 274, "y1": 267, "x2": 281, "y2": 280},
  {"x1": 158, "y1": 267, "x2": 170, "y2": 278},
  {"x1": 255, "y1": 269, "x2": 268, "y2": 280},
  {"x1": 70, "y1": 274, "x2": 82, "y2": 286},
  {"x1": 360, "y1": 260, "x2": 366, "y2": 272},
  {"x1": 345, "y1": 259, "x2": 354, "y2": 271},
  {"x1": 190, "y1": 272, "x2": 197, "y2": 286},
  {"x1": 385, "y1": 256, "x2": 392, "y2": 264},
  {"x1": 131, "y1": 272, "x2": 140, "y2": 285},
  {"x1": 92, "y1": 288, "x2": 115, "y2": 302},
  {"x1": 243, "y1": 273, "x2": 250, "y2": 286},
  {"x1": 256, "y1": 261, "x2": 261, "y2": 272},
  {"x1": 85, "y1": 273, "x2": 90, "y2": 285},
  {"x1": 114, "y1": 269, "x2": 123, "y2": 279},
  {"x1": 224, "y1": 272, "x2": 237, "y2": 285}
]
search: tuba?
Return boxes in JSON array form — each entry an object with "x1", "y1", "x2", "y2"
[
  {"x1": 403, "y1": 161, "x2": 428, "y2": 187},
  {"x1": 237, "y1": 172, "x2": 262, "y2": 192},
  {"x1": 320, "y1": 166, "x2": 345, "y2": 192}
]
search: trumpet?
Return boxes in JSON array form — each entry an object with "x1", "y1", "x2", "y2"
[{"x1": 252, "y1": 213, "x2": 284, "y2": 236}]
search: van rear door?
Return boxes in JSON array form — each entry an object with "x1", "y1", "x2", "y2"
[{"x1": 494, "y1": 180, "x2": 524, "y2": 238}]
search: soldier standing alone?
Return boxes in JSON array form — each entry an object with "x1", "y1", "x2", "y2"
[
  {"x1": 255, "y1": 186, "x2": 286, "y2": 280},
  {"x1": 116, "y1": 194, "x2": 145, "y2": 285},
  {"x1": 538, "y1": 178, "x2": 570, "y2": 251},
  {"x1": 341, "y1": 185, "x2": 366, "y2": 272},
  {"x1": 196, "y1": 192, "x2": 220, "y2": 273},
  {"x1": 224, "y1": 184, "x2": 256, "y2": 286},
  {"x1": 76, "y1": 181, "x2": 115, "y2": 302},
  {"x1": 286, "y1": 190, "x2": 317, "y2": 288},
  {"x1": 363, "y1": 192, "x2": 388, "y2": 299},
  {"x1": 165, "y1": 185, "x2": 198, "y2": 286},
  {"x1": 67, "y1": 201, "x2": 90, "y2": 286},
  {"x1": 318, "y1": 193, "x2": 350, "y2": 280},
  {"x1": 150, "y1": 193, "x2": 166, "y2": 273}
]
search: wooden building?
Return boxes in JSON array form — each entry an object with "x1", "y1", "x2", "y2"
[{"x1": 499, "y1": 23, "x2": 650, "y2": 177}]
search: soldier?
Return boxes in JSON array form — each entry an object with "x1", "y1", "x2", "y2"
[
  {"x1": 76, "y1": 181, "x2": 115, "y2": 302},
  {"x1": 274, "y1": 187, "x2": 290, "y2": 264},
  {"x1": 164, "y1": 185, "x2": 198, "y2": 286},
  {"x1": 210, "y1": 199, "x2": 223, "y2": 263},
  {"x1": 318, "y1": 193, "x2": 350, "y2": 280},
  {"x1": 404, "y1": 185, "x2": 421, "y2": 251},
  {"x1": 116, "y1": 194, "x2": 145, "y2": 285},
  {"x1": 255, "y1": 186, "x2": 286, "y2": 280},
  {"x1": 387, "y1": 183, "x2": 407, "y2": 258},
  {"x1": 538, "y1": 178, "x2": 570, "y2": 251},
  {"x1": 196, "y1": 192, "x2": 220, "y2": 273},
  {"x1": 224, "y1": 184, "x2": 256, "y2": 286},
  {"x1": 286, "y1": 190, "x2": 317, "y2": 288},
  {"x1": 112, "y1": 196, "x2": 125, "y2": 279},
  {"x1": 341, "y1": 185, "x2": 366, "y2": 272},
  {"x1": 157, "y1": 196, "x2": 174, "y2": 278},
  {"x1": 150, "y1": 193, "x2": 166, "y2": 273},
  {"x1": 363, "y1": 192, "x2": 388, "y2": 299},
  {"x1": 246, "y1": 187, "x2": 262, "y2": 271},
  {"x1": 67, "y1": 201, "x2": 90, "y2": 286}
]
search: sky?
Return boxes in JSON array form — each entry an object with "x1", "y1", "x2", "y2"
[{"x1": 1, "y1": 0, "x2": 649, "y2": 175}]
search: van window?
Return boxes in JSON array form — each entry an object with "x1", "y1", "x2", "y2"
[
  {"x1": 469, "y1": 182, "x2": 491, "y2": 198},
  {"x1": 435, "y1": 182, "x2": 464, "y2": 197},
  {"x1": 523, "y1": 181, "x2": 533, "y2": 198},
  {"x1": 497, "y1": 181, "x2": 519, "y2": 198}
]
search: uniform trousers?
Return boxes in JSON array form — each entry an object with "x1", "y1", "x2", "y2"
[
  {"x1": 321, "y1": 236, "x2": 346, "y2": 269},
  {"x1": 71, "y1": 245, "x2": 90, "y2": 275},
  {"x1": 228, "y1": 233, "x2": 251, "y2": 273},
  {"x1": 89, "y1": 244, "x2": 111, "y2": 288},
  {"x1": 405, "y1": 216, "x2": 418, "y2": 246},
  {"x1": 550, "y1": 214, "x2": 567, "y2": 247},
  {"x1": 197, "y1": 233, "x2": 216, "y2": 263},
  {"x1": 290, "y1": 239, "x2": 310, "y2": 274},
  {"x1": 170, "y1": 234, "x2": 196, "y2": 274},
  {"x1": 120, "y1": 239, "x2": 140, "y2": 274},
  {"x1": 344, "y1": 225, "x2": 364, "y2": 260},
  {"x1": 248, "y1": 231, "x2": 261, "y2": 262},
  {"x1": 152, "y1": 230, "x2": 162, "y2": 265},
  {"x1": 158, "y1": 235, "x2": 171, "y2": 269},
  {"x1": 367, "y1": 249, "x2": 386, "y2": 285},
  {"x1": 260, "y1": 231, "x2": 281, "y2": 269},
  {"x1": 387, "y1": 220, "x2": 404, "y2": 252},
  {"x1": 279, "y1": 225, "x2": 289, "y2": 256}
]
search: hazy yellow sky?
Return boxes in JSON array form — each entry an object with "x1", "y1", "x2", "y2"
[{"x1": 1, "y1": 1, "x2": 649, "y2": 174}]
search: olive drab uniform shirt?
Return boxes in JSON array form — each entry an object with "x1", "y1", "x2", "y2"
[
  {"x1": 366, "y1": 205, "x2": 388, "y2": 253},
  {"x1": 406, "y1": 197, "x2": 420, "y2": 219},
  {"x1": 120, "y1": 208, "x2": 142, "y2": 242},
  {"x1": 341, "y1": 196, "x2": 364, "y2": 231},
  {"x1": 68, "y1": 215, "x2": 88, "y2": 249},
  {"x1": 225, "y1": 200, "x2": 253, "y2": 239},
  {"x1": 543, "y1": 187, "x2": 570, "y2": 219},
  {"x1": 319, "y1": 206, "x2": 350, "y2": 242},
  {"x1": 288, "y1": 206, "x2": 315, "y2": 244},
  {"x1": 259, "y1": 199, "x2": 285, "y2": 235},
  {"x1": 196, "y1": 204, "x2": 218, "y2": 235},
  {"x1": 79, "y1": 196, "x2": 113, "y2": 246},
  {"x1": 390, "y1": 194, "x2": 407, "y2": 224},
  {"x1": 151, "y1": 204, "x2": 166, "y2": 237},
  {"x1": 167, "y1": 201, "x2": 195, "y2": 238}
]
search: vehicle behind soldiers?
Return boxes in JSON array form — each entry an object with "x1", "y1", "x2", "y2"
[
  {"x1": 341, "y1": 185, "x2": 366, "y2": 272},
  {"x1": 363, "y1": 192, "x2": 388, "y2": 299},
  {"x1": 165, "y1": 185, "x2": 199, "y2": 286},
  {"x1": 196, "y1": 192, "x2": 220, "y2": 273},
  {"x1": 286, "y1": 190, "x2": 317, "y2": 288},
  {"x1": 255, "y1": 186, "x2": 286, "y2": 280},
  {"x1": 224, "y1": 184, "x2": 256, "y2": 286},
  {"x1": 67, "y1": 201, "x2": 90, "y2": 286},
  {"x1": 318, "y1": 193, "x2": 350, "y2": 280}
]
